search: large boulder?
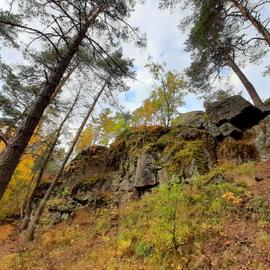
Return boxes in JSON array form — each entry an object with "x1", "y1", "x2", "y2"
[
  {"x1": 244, "y1": 115, "x2": 270, "y2": 162},
  {"x1": 206, "y1": 95, "x2": 266, "y2": 130},
  {"x1": 216, "y1": 115, "x2": 270, "y2": 163},
  {"x1": 134, "y1": 152, "x2": 158, "y2": 189}
]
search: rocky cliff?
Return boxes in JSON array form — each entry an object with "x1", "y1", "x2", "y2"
[
  {"x1": 2, "y1": 95, "x2": 270, "y2": 270},
  {"x1": 53, "y1": 95, "x2": 270, "y2": 216}
]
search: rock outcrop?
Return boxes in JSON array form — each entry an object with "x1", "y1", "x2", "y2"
[
  {"x1": 217, "y1": 115, "x2": 270, "y2": 163},
  {"x1": 206, "y1": 95, "x2": 269, "y2": 137},
  {"x1": 60, "y1": 125, "x2": 217, "y2": 209},
  {"x1": 47, "y1": 95, "x2": 270, "y2": 220},
  {"x1": 134, "y1": 152, "x2": 158, "y2": 189}
]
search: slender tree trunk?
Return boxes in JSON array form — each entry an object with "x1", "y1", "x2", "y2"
[
  {"x1": 0, "y1": 8, "x2": 101, "y2": 200},
  {"x1": 51, "y1": 61, "x2": 80, "y2": 101},
  {"x1": 230, "y1": 0, "x2": 270, "y2": 46},
  {"x1": 24, "y1": 79, "x2": 110, "y2": 241},
  {"x1": 20, "y1": 90, "x2": 81, "y2": 231},
  {"x1": 227, "y1": 56, "x2": 263, "y2": 106},
  {"x1": 20, "y1": 172, "x2": 37, "y2": 218}
]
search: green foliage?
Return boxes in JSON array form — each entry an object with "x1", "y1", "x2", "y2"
[
  {"x1": 0, "y1": 10, "x2": 21, "y2": 48},
  {"x1": 160, "y1": 0, "x2": 266, "y2": 103},
  {"x1": 246, "y1": 196, "x2": 270, "y2": 222},
  {"x1": 134, "y1": 241, "x2": 153, "y2": 258},
  {"x1": 118, "y1": 180, "x2": 244, "y2": 269},
  {"x1": 133, "y1": 62, "x2": 187, "y2": 127},
  {"x1": 0, "y1": 63, "x2": 40, "y2": 127},
  {"x1": 82, "y1": 108, "x2": 133, "y2": 148}
]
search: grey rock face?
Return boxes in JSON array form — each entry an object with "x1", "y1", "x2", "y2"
[
  {"x1": 218, "y1": 122, "x2": 243, "y2": 138},
  {"x1": 157, "y1": 168, "x2": 169, "y2": 185},
  {"x1": 207, "y1": 122, "x2": 242, "y2": 138},
  {"x1": 206, "y1": 95, "x2": 266, "y2": 130},
  {"x1": 134, "y1": 152, "x2": 157, "y2": 188},
  {"x1": 206, "y1": 122, "x2": 222, "y2": 137},
  {"x1": 246, "y1": 115, "x2": 270, "y2": 162}
]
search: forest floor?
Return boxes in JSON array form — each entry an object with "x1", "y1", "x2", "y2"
[{"x1": 0, "y1": 161, "x2": 270, "y2": 270}]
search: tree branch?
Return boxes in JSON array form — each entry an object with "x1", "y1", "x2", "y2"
[{"x1": 0, "y1": 19, "x2": 61, "y2": 57}]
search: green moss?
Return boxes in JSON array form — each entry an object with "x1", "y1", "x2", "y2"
[
  {"x1": 193, "y1": 161, "x2": 255, "y2": 187},
  {"x1": 110, "y1": 126, "x2": 168, "y2": 171},
  {"x1": 160, "y1": 137, "x2": 209, "y2": 177}
]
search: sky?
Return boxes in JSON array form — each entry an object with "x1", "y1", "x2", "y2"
[
  {"x1": 119, "y1": 1, "x2": 270, "y2": 113},
  {"x1": 0, "y1": 1, "x2": 270, "y2": 114}
]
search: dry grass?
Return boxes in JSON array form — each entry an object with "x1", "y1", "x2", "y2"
[{"x1": 0, "y1": 162, "x2": 270, "y2": 270}]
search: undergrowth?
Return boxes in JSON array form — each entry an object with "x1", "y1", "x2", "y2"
[
  {"x1": 118, "y1": 180, "x2": 245, "y2": 269},
  {"x1": 3, "y1": 162, "x2": 270, "y2": 270}
]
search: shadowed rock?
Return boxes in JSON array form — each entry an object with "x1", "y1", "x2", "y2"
[
  {"x1": 206, "y1": 95, "x2": 267, "y2": 130},
  {"x1": 134, "y1": 152, "x2": 157, "y2": 189}
]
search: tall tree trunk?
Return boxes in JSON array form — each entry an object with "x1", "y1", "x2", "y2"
[
  {"x1": 51, "y1": 61, "x2": 80, "y2": 101},
  {"x1": 227, "y1": 56, "x2": 263, "y2": 106},
  {"x1": 20, "y1": 90, "x2": 81, "y2": 231},
  {"x1": 0, "y1": 8, "x2": 101, "y2": 200},
  {"x1": 24, "y1": 79, "x2": 109, "y2": 241},
  {"x1": 230, "y1": 0, "x2": 270, "y2": 46}
]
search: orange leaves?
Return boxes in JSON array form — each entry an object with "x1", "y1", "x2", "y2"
[
  {"x1": 222, "y1": 192, "x2": 242, "y2": 205},
  {"x1": 132, "y1": 98, "x2": 157, "y2": 126},
  {"x1": 0, "y1": 141, "x2": 5, "y2": 153}
]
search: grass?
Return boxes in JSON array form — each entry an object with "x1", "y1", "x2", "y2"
[
  {"x1": 117, "y1": 178, "x2": 246, "y2": 269},
  {"x1": 2, "y1": 162, "x2": 270, "y2": 270}
]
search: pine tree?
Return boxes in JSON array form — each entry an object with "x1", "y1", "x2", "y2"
[
  {"x1": 159, "y1": 0, "x2": 267, "y2": 105},
  {"x1": 0, "y1": 0, "x2": 142, "y2": 200}
]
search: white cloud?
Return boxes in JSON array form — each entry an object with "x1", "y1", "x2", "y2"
[
  {"x1": 1, "y1": 1, "x2": 269, "y2": 113},
  {"x1": 121, "y1": 1, "x2": 198, "y2": 112},
  {"x1": 121, "y1": 1, "x2": 270, "y2": 112}
]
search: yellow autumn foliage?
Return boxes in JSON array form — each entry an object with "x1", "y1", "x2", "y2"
[
  {"x1": 76, "y1": 125, "x2": 96, "y2": 153},
  {"x1": 0, "y1": 134, "x2": 43, "y2": 220}
]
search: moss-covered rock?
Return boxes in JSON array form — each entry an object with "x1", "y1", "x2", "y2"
[
  {"x1": 172, "y1": 111, "x2": 208, "y2": 129},
  {"x1": 62, "y1": 125, "x2": 216, "y2": 203}
]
